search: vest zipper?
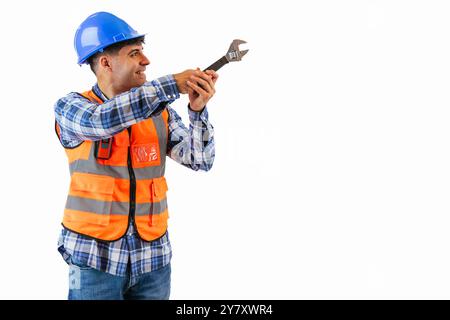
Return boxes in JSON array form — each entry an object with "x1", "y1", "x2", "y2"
[{"x1": 127, "y1": 127, "x2": 137, "y2": 229}]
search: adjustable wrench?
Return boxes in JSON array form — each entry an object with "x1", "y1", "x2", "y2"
[{"x1": 203, "y1": 39, "x2": 249, "y2": 72}]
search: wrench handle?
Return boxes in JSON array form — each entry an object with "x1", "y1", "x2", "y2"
[{"x1": 204, "y1": 56, "x2": 228, "y2": 72}]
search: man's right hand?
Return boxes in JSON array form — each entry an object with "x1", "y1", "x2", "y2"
[{"x1": 173, "y1": 69, "x2": 196, "y2": 94}]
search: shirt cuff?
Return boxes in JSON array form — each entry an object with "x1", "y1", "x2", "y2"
[
  {"x1": 188, "y1": 104, "x2": 208, "y2": 123},
  {"x1": 148, "y1": 74, "x2": 180, "y2": 103}
]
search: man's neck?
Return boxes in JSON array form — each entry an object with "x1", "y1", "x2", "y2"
[{"x1": 97, "y1": 81, "x2": 115, "y2": 100}]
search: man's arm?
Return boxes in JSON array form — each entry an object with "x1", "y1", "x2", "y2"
[
  {"x1": 167, "y1": 105, "x2": 215, "y2": 171},
  {"x1": 54, "y1": 75, "x2": 179, "y2": 148}
]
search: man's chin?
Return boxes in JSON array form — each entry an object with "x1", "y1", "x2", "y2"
[
  {"x1": 130, "y1": 78, "x2": 146, "y2": 89},
  {"x1": 136, "y1": 73, "x2": 147, "y2": 82}
]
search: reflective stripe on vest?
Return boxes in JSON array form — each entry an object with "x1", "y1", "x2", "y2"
[{"x1": 57, "y1": 90, "x2": 170, "y2": 241}]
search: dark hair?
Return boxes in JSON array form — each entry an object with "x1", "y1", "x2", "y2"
[{"x1": 87, "y1": 36, "x2": 145, "y2": 74}]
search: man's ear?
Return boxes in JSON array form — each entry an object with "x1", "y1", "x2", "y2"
[{"x1": 99, "y1": 55, "x2": 112, "y2": 71}]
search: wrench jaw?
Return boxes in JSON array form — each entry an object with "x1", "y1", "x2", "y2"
[
  {"x1": 226, "y1": 39, "x2": 249, "y2": 62},
  {"x1": 238, "y1": 49, "x2": 249, "y2": 59}
]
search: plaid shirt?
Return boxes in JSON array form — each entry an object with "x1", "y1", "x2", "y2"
[{"x1": 55, "y1": 75, "x2": 215, "y2": 277}]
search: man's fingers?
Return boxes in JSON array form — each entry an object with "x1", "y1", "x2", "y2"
[
  {"x1": 195, "y1": 69, "x2": 216, "y2": 87},
  {"x1": 190, "y1": 75, "x2": 214, "y2": 94},
  {"x1": 204, "y1": 70, "x2": 217, "y2": 77},
  {"x1": 205, "y1": 70, "x2": 219, "y2": 83},
  {"x1": 187, "y1": 85, "x2": 194, "y2": 96},
  {"x1": 187, "y1": 68, "x2": 217, "y2": 102},
  {"x1": 203, "y1": 73, "x2": 216, "y2": 90},
  {"x1": 187, "y1": 80, "x2": 210, "y2": 98}
]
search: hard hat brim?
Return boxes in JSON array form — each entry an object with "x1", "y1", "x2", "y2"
[{"x1": 78, "y1": 33, "x2": 146, "y2": 65}]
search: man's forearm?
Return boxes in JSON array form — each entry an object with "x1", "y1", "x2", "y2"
[{"x1": 55, "y1": 75, "x2": 179, "y2": 147}]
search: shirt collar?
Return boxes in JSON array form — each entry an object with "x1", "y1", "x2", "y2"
[{"x1": 92, "y1": 83, "x2": 108, "y2": 102}]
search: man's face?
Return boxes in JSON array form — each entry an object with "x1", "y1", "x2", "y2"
[{"x1": 109, "y1": 43, "x2": 150, "y2": 92}]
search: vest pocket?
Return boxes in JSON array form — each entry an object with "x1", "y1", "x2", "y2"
[
  {"x1": 66, "y1": 172, "x2": 114, "y2": 226},
  {"x1": 149, "y1": 177, "x2": 168, "y2": 223},
  {"x1": 150, "y1": 177, "x2": 168, "y2": 202}
]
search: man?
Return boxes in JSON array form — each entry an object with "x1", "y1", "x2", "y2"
[{"x1": 54, "y1": 11, "x2": 218, "y2": 300}]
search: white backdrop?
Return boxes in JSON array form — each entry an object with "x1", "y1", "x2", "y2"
[{"x1": 0, "y1": 0, "x2": 450, "y2": 299}]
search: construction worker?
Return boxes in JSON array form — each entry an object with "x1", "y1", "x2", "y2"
[{"x1": 54, "y1": 11, "x2": 218, "y2": 300}]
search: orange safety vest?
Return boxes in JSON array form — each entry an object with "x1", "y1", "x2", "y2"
[{"x1": 55, "y1": 90, "x2": 169, "y2": 242}]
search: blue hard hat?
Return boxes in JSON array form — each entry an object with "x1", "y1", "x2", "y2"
[{"x1": 74, "y1": 12, "x2": 144, "y2": 65}]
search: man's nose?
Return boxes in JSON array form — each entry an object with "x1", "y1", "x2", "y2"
[{"x1": 141, "y1": 54, "x2": 150, "y2": 66}]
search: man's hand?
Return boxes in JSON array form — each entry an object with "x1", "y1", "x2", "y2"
[
  {"x1": 187, "y1": 68, "x2": 219, "y2": 112},
  {"x1": 173, "y1": 69, "x2": 196, "y2": 94}
]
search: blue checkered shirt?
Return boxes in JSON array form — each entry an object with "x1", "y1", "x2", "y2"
[{"x1": 55, "y1": 75, "x2": 215, "y2": 277}]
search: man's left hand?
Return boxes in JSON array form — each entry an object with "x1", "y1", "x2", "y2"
[{"x1": 187, "y1": 68, "x2": 219, "y2": 112}]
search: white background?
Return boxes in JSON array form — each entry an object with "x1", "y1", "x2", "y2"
[{"x1": 0, "y1": 0, "x2": 449, "y2": 299}]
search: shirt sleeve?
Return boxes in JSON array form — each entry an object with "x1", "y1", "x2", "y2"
[
  {"x1": 166, "y1": 105, "x2": 215, "y2": 171},
  {"x1": 54, "y1": 75, "x2": 180, "y2": 148}
]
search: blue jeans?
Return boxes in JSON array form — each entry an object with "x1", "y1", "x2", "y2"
[{"x1": 68, "y1": 256, "x2": 171, "y2": 300}]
